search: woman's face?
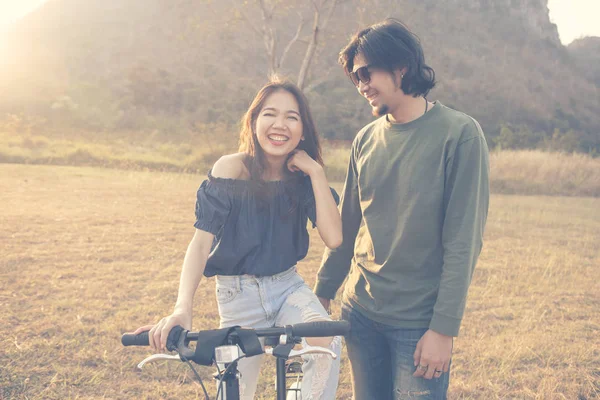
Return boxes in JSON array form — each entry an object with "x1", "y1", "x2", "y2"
[{"x1": 255, "y1": 90, "x2": 304, "y2": 159}]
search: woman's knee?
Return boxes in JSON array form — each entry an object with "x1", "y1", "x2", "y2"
[
  {"x1": 306, "y1": 336, "x2": 333, "y2": 348},
  {"x1": 306, "y1": 334, "x2": 342, "y2": 353}
]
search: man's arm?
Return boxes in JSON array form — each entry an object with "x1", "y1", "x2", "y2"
[
  {"x1": 314, "y1": 141, "x2": 363, "y2": 301},
  {"x1": 414, "y1": 122, "x2": 490, "y2": 380},
  {"x1": 432, "y1": 127, "x2": 490, "y2": 337}
]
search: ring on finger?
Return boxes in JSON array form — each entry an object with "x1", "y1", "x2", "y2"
[{"x1": 418, "y1": 364, "x2": 428, "y2": 371}]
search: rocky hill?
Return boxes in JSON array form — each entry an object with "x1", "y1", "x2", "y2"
[
  {"x1": 0, "y1": 0, "x2": 598, "y2": 152},
  {"x1": 569, "y1": 37, "x2": 600, "y2": 86}
]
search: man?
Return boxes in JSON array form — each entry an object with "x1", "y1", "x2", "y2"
[{"x1": 315, "y1": 19, "x2": 489, "y2": 399}]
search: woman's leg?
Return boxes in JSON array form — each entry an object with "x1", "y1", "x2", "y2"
[
  {"x1": 276, "y1": 283, "x2": 342, "y2": 400},
  {"x1": 216, "y1": 275, "x2": 270, "y2": 400}
]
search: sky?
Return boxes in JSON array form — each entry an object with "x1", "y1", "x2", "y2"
[
  {"x1": 547, "y1": 0, "x2": 600, "y2": 44},
  {"x1": 0, "y1": 0, "x2": 46, "y2": 32},
  {"x1": 0, "y1": 0, "x2": 599, "y2": 45}
]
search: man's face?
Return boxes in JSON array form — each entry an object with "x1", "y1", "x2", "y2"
[{"x1": 352, "y1": 53, "x2": 401, "y2": 117}]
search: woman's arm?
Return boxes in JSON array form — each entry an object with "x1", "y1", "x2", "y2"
[
  {"x1": 315, "y1": 140, "x2": 363, "y2": 307},
  {"x1": 288, "y1": 150, "x2": 342, "y2": 249},
  {"x1": 133, "y1": 228, "x2": 214, "y2": 351},
  {"x1": 133, "y1": 156, "x2": 239, "y2": 351},
  {"x1": 173, "y1": 229, "x2": 214, "y2": 316},
  {"x1": 308, "y1": 167, "x2": 343, "y2": 249}
]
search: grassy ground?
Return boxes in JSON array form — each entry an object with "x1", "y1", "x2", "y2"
[
  {"x1": 1, "y1": 164, "x2": 599, "y2": 399},
  {"x1": 489, "y1": 150, "x2": 600, "y2": 197}
]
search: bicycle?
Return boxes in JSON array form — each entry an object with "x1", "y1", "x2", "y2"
[{"x1": 122, "y1": 320, "x2": 350, "y2": 400}]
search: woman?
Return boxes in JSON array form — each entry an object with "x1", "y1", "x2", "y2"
[{"x1": 133, "y1": 80, "x2": 343, "y2": 399}]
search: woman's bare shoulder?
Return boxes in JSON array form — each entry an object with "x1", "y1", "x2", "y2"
[{"x1": 211, "y1": 152, "x2": 250, "y2": 180}]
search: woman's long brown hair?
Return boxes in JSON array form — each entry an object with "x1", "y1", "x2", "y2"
[{"x1": 238, "y1": 80, "x2": 323, "y2": 208}]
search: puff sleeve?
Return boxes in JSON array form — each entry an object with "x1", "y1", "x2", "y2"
[{"x1": 193, "y1": 180, "x2": 232, "y2": 235}]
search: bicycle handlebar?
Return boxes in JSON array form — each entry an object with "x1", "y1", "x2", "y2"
[
  {"x1": 121, "y1": 320, "x2": 350, "y2": 348},
  {"x1": 121, "y1": 331, "x2": 150, "y2": 347},
  {"x1": 291, "y1": 320, "x2": 349, "y2": 337}
]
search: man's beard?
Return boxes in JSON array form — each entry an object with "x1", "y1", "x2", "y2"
[{"x1": 372, "y1": 104, "x2": 389, "y2": 117}]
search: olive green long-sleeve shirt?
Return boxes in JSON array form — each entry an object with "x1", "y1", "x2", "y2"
[{"x1": 315, "y1": 102, "x2": 489, "y2": 336}]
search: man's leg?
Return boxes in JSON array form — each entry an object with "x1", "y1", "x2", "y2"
[
  {"x1": 342, "y1": 304, "x2": 393, "y2": 400},
  {"x1": 387, "y1": 327, "x2": 450, "y2": 400}
]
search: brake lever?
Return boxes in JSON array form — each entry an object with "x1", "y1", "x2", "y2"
[
  {"x1": 265, "y1": 343, "x2": 337, "y2": 359},
  {"x1": 137, "y1": 353, "x2": 182, "y2": 369}
]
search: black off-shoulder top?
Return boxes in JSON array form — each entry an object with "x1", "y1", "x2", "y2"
[{"x1": 194, "y1": 171, "x2": 339, "y2": 277}]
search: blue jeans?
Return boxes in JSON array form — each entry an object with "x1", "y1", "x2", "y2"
[
  {"x1": 342, "y1": 304, "x2": 450, "y2": 400},
  {"x1": 216, "y1": 266, "x2": 342, "y2": 400}
]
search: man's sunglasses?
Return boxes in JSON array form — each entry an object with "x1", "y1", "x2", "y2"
[{"x1": 349, "y1": 64, "x2": 374, "y2": 86}]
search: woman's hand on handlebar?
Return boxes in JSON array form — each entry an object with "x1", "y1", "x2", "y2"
[{"x1": 132, "y1": 310, "x2": 192, "y2": 352}]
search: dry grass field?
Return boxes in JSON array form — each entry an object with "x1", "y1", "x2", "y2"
[
  {"x1": 1, "y1": 164, "x2": 599, "y2": 399},
  {"x1": 3, "y1": 130, "x2": 600, "y2": 198}
]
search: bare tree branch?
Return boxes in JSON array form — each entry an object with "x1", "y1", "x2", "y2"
[
  {"x1": 298, "y1": 0, "x2": 339, "y2": 89},
  {"x1": 320, "y1": 0, "x2": 339, "y2": 33},
  {"x1": 278, "y1": 16, "x2": 305, "y2": 70},
  {"x1": 297, "y1": 10, "x2": 319, "y2": 90},
  {"x1": 258, "y1": 0, "x2": 277, "y2": 75},
  {"x1": 303, "y1": 65, "x2": 337, "y2": 93},
  {"x1": 257, "y1": 0, "x2": 273, "y2": 20},
  {"x1": 236, "y1": 8, "x2": 263, "y2": 37},
  {"x1": 236, "y1": 0, "x2": 341, "y2": 87}
]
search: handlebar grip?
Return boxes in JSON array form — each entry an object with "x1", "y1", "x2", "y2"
[
  {"x1": 121, "y1": 331, "x2": 150, "y2": 346},
  {"x1": 291, "y1": 321, "x2": 350, "y2": 337}
]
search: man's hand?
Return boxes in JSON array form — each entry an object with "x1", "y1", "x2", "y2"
[
  {"x1": 317, "y1": 296, "x2": 331, "y2": 314},
  {"x1": 413, "y1": 329, "x2": 453, "y2": 380}
]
